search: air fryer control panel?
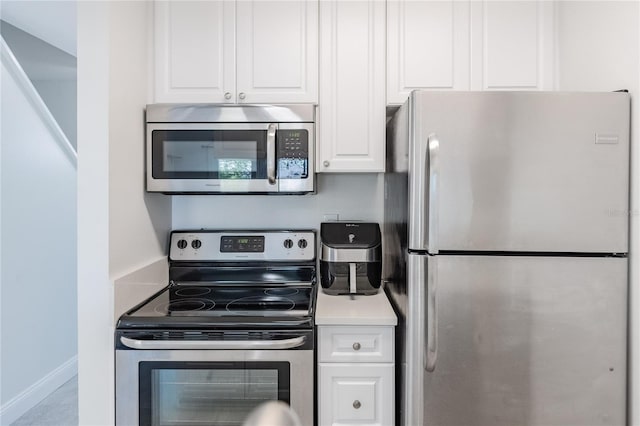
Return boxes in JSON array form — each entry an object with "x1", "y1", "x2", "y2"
[{"x1": 170, "y1": 230, "x2": 315, "y2": 261}]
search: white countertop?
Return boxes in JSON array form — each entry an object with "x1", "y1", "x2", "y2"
[
  {"x1": 113, "y1": 258, "x2": 168, "y2": 321},
  {"x1": 315, "y1": 287, "x2": 397, "y2": 326}
]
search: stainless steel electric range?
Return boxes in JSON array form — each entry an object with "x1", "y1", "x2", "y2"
[{"x1": 115, "y1": 230, "x2": 316, "y2": 426}]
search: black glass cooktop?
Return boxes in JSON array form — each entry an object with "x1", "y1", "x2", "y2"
[{"x1": 125, "y1": 285, "x2": 313, "y2": 318}]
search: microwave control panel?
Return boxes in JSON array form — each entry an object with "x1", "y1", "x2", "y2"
[{"x1": 277, "y1": 130, "x2": 308, "y2": 179}]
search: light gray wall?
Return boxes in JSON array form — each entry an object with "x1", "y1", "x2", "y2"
[
  {"x1": 555, "y1": 2, "x2": 639, "y2": 423},
  {"x1": 172, "y1": 173, "x2": 384, "y2": 230},
  {"x1": 0, "y1": 1, "x2": 76, "y2": 56},
  {"x1": 1, "y1": 20, "x2": 77, "y2": 149},
  {"x1": 0, "y1": 49, "x2": 77, "y2": 408},
  {"x1": 32, "y1": 80, "x2": 77, "y2": 149}
]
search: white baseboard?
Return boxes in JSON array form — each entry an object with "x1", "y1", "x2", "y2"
[{"x1": 0, "y1": 355, "x2": 78, "y2": 425}]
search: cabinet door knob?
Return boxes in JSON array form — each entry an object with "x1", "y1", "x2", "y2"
[
  {"x1": 238, "y1": 92, "x2": 246, "y2": 100},
  {"x1": 352, "y1": 342, "x2": 361, "y2": 351},
  {"x1": 353, "y1": 400, "x2": 361, "y2": 409},
  {"x1": 323, "y1": 160, "x2": 330, "y2": 167},
  {"x1": 224, "y1": 92, "x2": 232, "y2": 100}
]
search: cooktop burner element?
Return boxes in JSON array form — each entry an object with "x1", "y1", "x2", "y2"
[
  {"x1": 226, "y1": 296, "x2": 296, "y2": 312},
  {"x1": 174, "y1": 287, "x2": 212, "y2": 297},
  {"x1": 264, "y1": 288, "x2": 300, "y2": 296},
  {"x1": 154, "y1": 298, "x2": 216, "y2": 314}
]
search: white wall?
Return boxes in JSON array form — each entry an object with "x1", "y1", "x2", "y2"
[
  {"x1": 108, "y1": 1, "x2": 171, "y2": 279},
  {"x1": 555, "y1": 1, "x2": 639, "y2": 423},
  {"x1": 0, "y1": 44, "x2": 77, "y2": 423},
  {"x1": 77, "y1": 2, "x2": 171, "y2": 424},
  {"x1": 172, "y1": 174, "x2": 384, "y2": 229},
  {"x1": 77, "y1": 2, "x2": 110, "y2": 424}
]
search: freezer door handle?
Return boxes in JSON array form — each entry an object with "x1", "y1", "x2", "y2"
[
  {"x1": 425, "y1": 257, "x2": 438, "y2": 371},
  {"x1": 416, "y1": 133, "x2": 440, "y2": 254},
  {"x1": 410, "y1": 132, "x2": 439, "y2": 252},
  {"x1": 426, "y1": 134, "x2": 440, "y2": 254}
]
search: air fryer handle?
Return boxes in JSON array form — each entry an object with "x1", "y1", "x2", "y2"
[{"x1": 349, "y1": 263, "x2": 357, "y2": 294}]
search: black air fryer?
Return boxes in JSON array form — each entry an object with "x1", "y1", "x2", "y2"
[{"x1": 320, "y1": 222, "x2": 382, "y2": 295}]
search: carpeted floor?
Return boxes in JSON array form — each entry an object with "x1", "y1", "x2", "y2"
[{"x1": 11, "y1": 376, "x2": 78, "y2": 426}]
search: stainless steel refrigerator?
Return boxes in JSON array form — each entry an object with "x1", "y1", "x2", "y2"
[{"x1": 383, "y1": 91, "x2": 629, "y2": 426}]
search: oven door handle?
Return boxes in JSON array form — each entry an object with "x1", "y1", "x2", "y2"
[{"x1": 120, "y1": 335, "x2": 306, "y2": 350}]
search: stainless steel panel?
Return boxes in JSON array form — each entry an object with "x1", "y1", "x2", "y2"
[
  {"x1": 146, "y1": 104, "x2": 315, "y2": 123},
  {"x1": 320, "y1": 245, "x2": 381, "y2": 262},
  {"x1": 405, "y1": 91, "x2": 630, "y2": 253},
  {"x1": 115, "y1": 349, "x2": 313, "y2": 426},
  {"x1": 169, "y1": 231, "x2": 315, "y2": 262},
  {"x1": 402, "y1": 254, "x2": 627, "y2": 426}
]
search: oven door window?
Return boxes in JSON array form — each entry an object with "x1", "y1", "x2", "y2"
[
  {"x1": 152, "y1": 130, "x2": 267, "y2": 179},
  {"x1": 139, "y1": 361, "x2": 290, "y2": 426}
]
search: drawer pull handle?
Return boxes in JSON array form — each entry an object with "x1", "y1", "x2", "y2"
[
  {"x1": 353, "y1": 400, "x2": 361, "y2": 409},
  {"x1": 352, "y1": 342, "x2": 361, "y2": 351}
]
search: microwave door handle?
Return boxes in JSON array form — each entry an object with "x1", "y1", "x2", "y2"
[
  {"x1": 120, "y1": 335, "x2": 306, "y2": 350},
  {"x1": 267, "y1": 123, "x2": 277, "y2": 185}
]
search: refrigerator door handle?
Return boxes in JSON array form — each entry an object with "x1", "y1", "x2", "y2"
[
  {"x1": 425, "y1": 256, "x2": 438, "y2": 372},
  {"x1": 427, "y1": 134, "x2": 440, "y2": 254}
]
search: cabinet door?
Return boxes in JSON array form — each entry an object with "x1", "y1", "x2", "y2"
[
  {"x1": 387, "y1": 0, "x2": 471, "y2": 105},
  {"x1": 317, "y1": 0, "x2": 385, "y2": 173},
  {"x1": 235, "y1": 0, "x2": 318, "y2": 103},
  {"x1": 319, "y1": 364, "x2": 394, "y2": 426},
  {"x1": 469, "y1": 0, "x2": 555, "y2": 90},
  {"x1": 154, "y1": 0, "x2": 235, "y2": 103}
]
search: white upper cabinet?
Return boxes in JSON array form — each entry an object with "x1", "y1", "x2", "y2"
[
  {"x1": 317, "y1": 0, "x2": 386, "y2": 173},
  {"x1": 387, "y1": 0, "x2": 555, "y2": 104},
  {"x1": 470, "y1": 1, "x2": 555, "y2": 90},
  {"x1": 154, "y1": 1, "x2": 235, "y2": 103},
  {"x1": 236, "y1": 1, "x2": 318, "y2": 103},
  {"x1": 154, "y1": 0, "x2": 318, "y2": 104},
  {"x1": 387, "y1": 0, "x2": 471, "y2": 104}
]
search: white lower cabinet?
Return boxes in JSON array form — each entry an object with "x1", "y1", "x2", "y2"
[
  {"x1": 318, "y1": 326, "x2": 395, "y2": 426},
  {"x1": 319, "y1": 364, "x2": 394, "y2": 426}
]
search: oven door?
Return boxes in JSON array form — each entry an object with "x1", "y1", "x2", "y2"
[{"x1": 115, "y1": 333, "x2": 314, "y2": 426}]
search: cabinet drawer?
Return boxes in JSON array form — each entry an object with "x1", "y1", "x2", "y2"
[
  {"x1": 318, "y1": 363, "x2": 394, "y2": 426},
  {"x1": 318, "y1": 326, "x2": 394, "y2": 363}
]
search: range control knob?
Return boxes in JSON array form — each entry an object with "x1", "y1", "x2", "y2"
[
  {"x1": 191, "y1": 239, "x2": 202, "y2": 249},
  {"x1": 177, "y1": 239, "x2": 188, "y2": 249},
  {"x1": 298, "y1": 239, "x2": 308, "y2": 249},
  {"x1": 283, "y1": 239, "x2": 294, "y2": 249}
]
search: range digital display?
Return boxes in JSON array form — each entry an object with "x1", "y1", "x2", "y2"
[{"x1": 220, "y1": 236, "x2": 265, "y2": 253}]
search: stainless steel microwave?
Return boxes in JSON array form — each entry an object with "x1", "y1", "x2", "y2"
[{"x1": 146, "y1": 104, "x2": 315, "y2": 194}]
